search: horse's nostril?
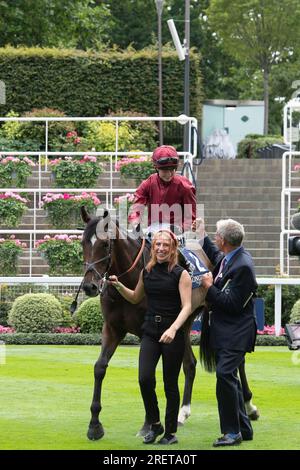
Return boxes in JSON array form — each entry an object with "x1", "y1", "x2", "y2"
[{"x1": 83, "y1": 282, "x2": 98, "y2": 297}]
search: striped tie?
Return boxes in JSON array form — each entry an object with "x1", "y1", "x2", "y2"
[{"x1": 214, "y1": 258, "x2": 226, "y2": 283}]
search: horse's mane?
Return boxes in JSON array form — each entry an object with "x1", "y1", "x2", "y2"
[{"x1": 84, "y1": 215, "x2": 137, "y2": 244}]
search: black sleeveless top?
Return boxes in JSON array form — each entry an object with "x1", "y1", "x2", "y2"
[{"x1": 143, "y1": 262, "x2": 184, "y2": 318}]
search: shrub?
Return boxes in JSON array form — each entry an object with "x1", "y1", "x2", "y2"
[
  {"x1": 0, "y1": 192, "x2": 28, "y2": 228},
  {"x1": 0, "y1": 236, "x2": 27, "y2": 275},
  {"x1": 54, "y1": 294, "x2": 76, "y2": 327},
  {"x1": 36, "y1": 234, "x2": 83, "y2": 276},
  {"x1": 83, "y1": 121, "x2": 136, "y2": 152},
  {"x1": 105, "y1": 110, "x2": 158, "y2": 151},
  {"x1": 290, "y1": 299, "x2": 300, "y2": 323},
  {"x1": 0, "y1": 108, "x2": 78, "y2": 152},
  {"x1": 237, "y1": 134, "x2": 284, "y2": 159},
  {"x1": 0, "y1": 331, "x2": 286, "y2": 346},
  {"x1": 8, "y1": 293, "x2": 63, "y2": 333},
  {"x1": 40, "y1": 192, "x2": 101, "y2": 228},
  {"x1": 257, "y1": 284, "x2": 300, "y2": 325},
  {"x1": 74, "y1": 297, "x2": 104, "y2": 333},
  {"x1": 0, "y1": 300, "x2": 12, "y2": 326},
  {"x1": 49, "y1": 155, "x2": 102, "y2": 188}
]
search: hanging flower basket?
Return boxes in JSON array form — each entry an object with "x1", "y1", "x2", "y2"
[
  {"x1": 40, "y1": 192, "x2": 101, "y2": 229},
  {"x1": 49, "y1": 155, "x2": 102, "y2": 188},
  {"x1": 0, "y1": 156, "x2": 35, "y2": 188},
  {"x1": 0, "y1": 236, "x2": 27, "y2": 275},
  {"x1": 35, "y1": 235, "x2": 83, "y2": 276},
  {"x1": 0, "y1": 192, "x2": 29, "y2": 228}
]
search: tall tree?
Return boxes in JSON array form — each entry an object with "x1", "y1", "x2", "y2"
[
  {"x1": 105, "y1": 0, "x2": 157, "y2": 49},
  {"x1": 206, "y1": 0, "x2": 300, "y2": 134},
  {"x1": 0, "y1": 0, "x2": 111, "y2": 49}
]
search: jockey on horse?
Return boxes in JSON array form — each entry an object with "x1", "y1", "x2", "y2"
[{"x1": 127, "y1": 145, "x2": 209, "y2": 283}]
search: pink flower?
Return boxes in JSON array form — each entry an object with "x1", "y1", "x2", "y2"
[
  {"x1": 257, "y1": 324, "x2": 285, "y2": 336},
  {"x1": 66, "y1": 131, "x2": 77, "y2": 139},
  {"x1": 52, "y1": 326, "x2": 80, "y2": 333},
  {"x1": 0, "y1": 325, "x2": 15, "y2": 333}
]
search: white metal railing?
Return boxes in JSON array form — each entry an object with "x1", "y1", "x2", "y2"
[
  {"x1": 281, "y1": 99, "x2": 300, "y2": 274},
  {"x1": 0, "y1": 187, "x2": 136, "y2": 276},
  {"x1": 0, "y1": 115, "x2": 198, "y2": 166},
  {"x1": 0, "y1": 276, "x2": 293, "y2": 336},
  {"x1": 280, "y1": 150, "x2": 300, "y2": 274},
  {"x1": 0, "y1": 114, "x2": 199, "y2": 279},
  {"x1": 0, "y1": 114, "x2": 198, "y2": 200}
]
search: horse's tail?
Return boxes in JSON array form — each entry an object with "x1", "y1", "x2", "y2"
[{"x1": 199, "y1": 306, "x2": 216, "y2": 373}]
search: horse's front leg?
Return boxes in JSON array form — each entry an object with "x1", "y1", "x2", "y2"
[
  {"x1": 87, "y1": 323, "x2": 124, "y2": 440},
  {"x1": 178, "y1": 315, "x2": 198, "y2": 426},
  {"x1": 238, "y1": 358, "x2": 260, "y2": 421}
]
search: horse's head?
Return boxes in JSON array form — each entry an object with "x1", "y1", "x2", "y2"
[{"x1": 81, "y1": 206, "x2": 115, "y2": 297}]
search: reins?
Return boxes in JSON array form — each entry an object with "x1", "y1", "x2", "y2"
[
  {"x1": 70, "y1": 236, "x2": 146, "y2": 313},
  {"x1": 117, "y1": 237, "x2": 146, "y2": 279}
]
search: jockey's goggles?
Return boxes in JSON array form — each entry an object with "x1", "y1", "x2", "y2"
[{"x1": 155, "y1": 157, "x2": 178, "y2": 165}]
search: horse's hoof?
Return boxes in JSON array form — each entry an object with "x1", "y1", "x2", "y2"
[
  {"x1": 136, "y1": 424, "x2": 150, "y2": 438},
  {"x1": 245, "y1": 400, "x2": 260, "y2": 421},
  {"x1": 87, "y1": 423, "x2": 104, "y2": 440},
  {"x1": 178, "y1": 405, "x2": 191, "y2": 426},
  {"x1": 248, "y1": 409, "x2": 260, "y2": 421}
]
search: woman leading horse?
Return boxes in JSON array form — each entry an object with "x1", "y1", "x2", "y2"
[{"x1": 78, "y1": 207, "x2": 258, "y2": 441}]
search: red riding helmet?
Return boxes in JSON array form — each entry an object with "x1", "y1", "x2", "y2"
[{"x1": 152, "y1": 145, "x2": 179, "y2": 169}]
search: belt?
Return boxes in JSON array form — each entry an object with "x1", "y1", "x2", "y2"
[{"x1": 145, "y1": 314, "x2": 176, "y2": 323}]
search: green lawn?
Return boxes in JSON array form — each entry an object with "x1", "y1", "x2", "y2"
[{"x1": 0, "y1": 345, "x2": 299, "y2": 450}]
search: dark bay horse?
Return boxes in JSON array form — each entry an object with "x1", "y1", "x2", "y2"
[{"x1": 79, "y1": 207, "x2": 258, "y2": 441}]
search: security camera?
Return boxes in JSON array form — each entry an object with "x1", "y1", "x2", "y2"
[{"x1": 167, "y1": 19, "x2": 186, "y2": 61}]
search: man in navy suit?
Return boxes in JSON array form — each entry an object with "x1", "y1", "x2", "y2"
[{"x1": 198, "y1": 218, "x2": 257, "y2": 447}]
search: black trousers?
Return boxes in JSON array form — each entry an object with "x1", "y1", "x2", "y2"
[
  {"x1": 215, "y1": 349, "x2": 253, "y2": 437},
  {"x1": 138, "y1": 326, "x2": 185, "y2": 434}
]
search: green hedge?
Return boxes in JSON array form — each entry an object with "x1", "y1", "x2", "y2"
[
  {"x1": 257, "y1": 284, "x2": 300, "y2": 326},
  {"x1": 237, "y1": 134, "x2": 284, "y2": 159},
  {"x1": 0, "y1": 332, "x2": 287, "y2": 346},
  {"x1": 0, "y1": 47, "x2": 202, "y2": 118}
]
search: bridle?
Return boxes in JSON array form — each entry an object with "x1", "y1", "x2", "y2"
[
  {"x1": 84, "y1": 240, "x2": 114, "y2": 293},
  {"x1": 70, "y1": 235, "x2": 146, "y2": 314}
]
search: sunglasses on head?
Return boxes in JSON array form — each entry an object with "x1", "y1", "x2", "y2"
[{"x1": 156, "y1": 157, "x2": 178, "y2": 165}]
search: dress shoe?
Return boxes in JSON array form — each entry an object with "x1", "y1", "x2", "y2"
[
  {"x1": 213, "y1": 432, "x2": 242, "y2": 447},
  {"x1": 143, "y1": 423, "x2": 164, "y2": 444},
  {"x1": 158, "y1": 434, "x2": 178, "y2": 445},
  {"x1": 241, "y1": 432, "x2": 253, "y2": 441}
]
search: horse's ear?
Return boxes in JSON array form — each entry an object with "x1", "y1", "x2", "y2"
[
  {"x1": 103, "y1": 209, "x2": 110, "y2": 220},
  {"x1": 132, "y1": 222, "x2": 142, "y2": 239},
  {"x1": 81, "y1": 206, "x2": 90, "y2": 224},
  {"x1": 96, "y1": 209, "x2": 111, "y2": 238}
]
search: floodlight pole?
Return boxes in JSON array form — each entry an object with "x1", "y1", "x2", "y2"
[
  {"x1": 183, "y1": 0, "x2": 190, "y2": 153},
  {"x1": 155, "y1": 0, "x2": 164, "y2": 145}
]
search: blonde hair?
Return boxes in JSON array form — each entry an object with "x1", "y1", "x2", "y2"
[{"x1": 146, "y1": 230, "x2": 178, "y2": 272}]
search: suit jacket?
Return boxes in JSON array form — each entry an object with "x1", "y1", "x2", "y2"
[{"x1": 203, "y1": 236, "x2": 257, "y2": 352}]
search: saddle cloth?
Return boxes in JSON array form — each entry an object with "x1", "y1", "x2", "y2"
[{"x1": 179, "y1": 247, "x2": 209, "y2": 289}]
